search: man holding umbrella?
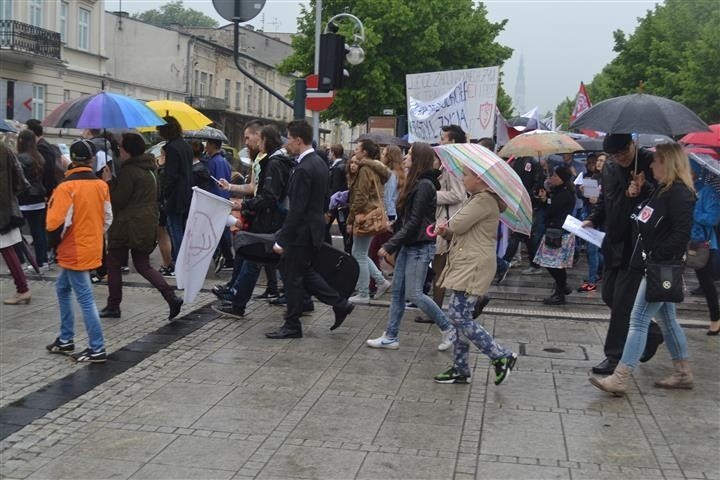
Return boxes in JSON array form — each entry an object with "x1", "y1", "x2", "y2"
[{"x1": 582, "y1": 133, "x2": 664, "y2": 374}]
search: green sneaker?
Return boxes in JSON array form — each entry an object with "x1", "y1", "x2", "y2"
[
  {"x1": 434, "y1": 367, "x2": 471, "y2": 384},
  {"x1": 491, "y1": 353, "x2": 518, "y2": 385}
]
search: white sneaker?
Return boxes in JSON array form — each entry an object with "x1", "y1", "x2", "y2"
[
  {"x1": 366, "y1": 332, "x2": 399, "y2": 349},
  {"x1": 521, "y1": 267, "x2": 543, "y2": 275},
  {"x1": 374, "y1": 280, "x2": 392, "y2": 299},
  {"x1": 438, "y1": 328, "x2": 456, "y2": 351},
  {"x1": 25, "y1": 263, "x2": 49, "y2": 272},
  {"x1": 349, "y1": 294, "x2": 371, "y2": 304}
]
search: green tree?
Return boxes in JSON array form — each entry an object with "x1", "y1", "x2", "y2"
[
  {"x1": 564, "y1": 0, "x2": 719, "y2": 124},
  {"x1": 132, "y1": 1, "x2": 218, "y2": 28},
  {"x1": 279, "y1": 0, "x2": 514, "y2": 125}
]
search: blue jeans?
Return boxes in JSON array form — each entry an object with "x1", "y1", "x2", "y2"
[
  {"x1": 56, "y1": 268, "x2": 105, "y2": 351},
  {"x1": 586, "y1": 242, "x2": 602, "y2": 283},
  {"x1": 385, "y1": 243, "x2": 451, "y2": 339},
  {"x1": 352, "y1": 234, "x2": 386, "y2": 296},
  {"x1": 166, "y1": 213, "x2": 187, "y2": 263},
  {"x1": 231, "y1": 260, "x2": 262, "y2": 309},
  {"x1": 620, "y1": 278, "x2": 689, "y2": 369},
  {"x1": 448, "y1": 291, "x2": 511, "y2": 375}
]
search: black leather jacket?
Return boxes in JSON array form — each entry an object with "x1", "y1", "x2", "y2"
[
  {"x1": 244, "y1": 150, "x2": 295, "y2": 234},
  {"x1": 383, "y1": 170, "x2": 440, "y2": 254}
]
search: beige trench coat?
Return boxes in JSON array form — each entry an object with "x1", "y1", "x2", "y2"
[
  {"x1": 435, "y1": 169, "x2": 466, "y2": 255},
  {"x1": 438, "y1": 190, "x2": 503, "y2": 297}
]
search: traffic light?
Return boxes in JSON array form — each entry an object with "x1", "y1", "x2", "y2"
[{"x1": 318, "y1": 32, "x2": 345, "y2": 92}]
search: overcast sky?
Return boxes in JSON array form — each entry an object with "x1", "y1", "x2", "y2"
[{"x1": 112, "y1": 0, "x2": 660, "y2": 116}]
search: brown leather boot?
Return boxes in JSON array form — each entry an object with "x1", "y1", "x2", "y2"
[
  {"x1": 589, "y1": 363, "x2": 633, "y2": 396},
  {"x1": 654, "y1": 359, "x2": 694, "y2": 389},
  {"x1": 4, "y1": 290, "x2": 31, "y2": 305}
]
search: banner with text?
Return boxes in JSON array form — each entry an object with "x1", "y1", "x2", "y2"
[{"x1": 406, "y1": 67, "x2": 499, "y2": 143}]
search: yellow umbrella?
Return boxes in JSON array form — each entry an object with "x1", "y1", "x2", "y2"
[{"x1": 145, "y1": 100, "x2": 213, "y2": 131}]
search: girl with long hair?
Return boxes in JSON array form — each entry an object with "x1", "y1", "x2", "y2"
[
  {"x1": 16, "y1": 129, "x2": 49, "y2": 270},
  {"x1": 367, "y1": 142, "x2": 455, "y2": 351}
]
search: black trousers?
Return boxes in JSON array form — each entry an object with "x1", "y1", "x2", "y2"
[
  {"x1": 695, "y1": 250, "x2": 719, "y2": 322},
  {"x1": 281, "y1": 244, "x2": 343, "y2": 331},
  {"x1": 602, "y1": 265, "x2": 663, "y2": 363}
]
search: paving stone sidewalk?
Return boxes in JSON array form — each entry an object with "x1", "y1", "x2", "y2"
[{"x1": 0, "y1": 272, "x2": 719, "y2": 480}]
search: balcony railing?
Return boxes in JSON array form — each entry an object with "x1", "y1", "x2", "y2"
[{"x1": 0, "y1": 20, "x2": 61, "y2": 59}]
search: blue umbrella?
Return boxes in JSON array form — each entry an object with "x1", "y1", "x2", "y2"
[
  {"x1": 0, "y1": 119, "x2": 18, "y2": 133},
  {"x1": 43, "y1": 92, "x2": 166, "y2": 129}
]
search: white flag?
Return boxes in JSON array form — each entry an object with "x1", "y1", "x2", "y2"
[{"x1": 175, "y1": 187, "x2": 233, "y2": 304}]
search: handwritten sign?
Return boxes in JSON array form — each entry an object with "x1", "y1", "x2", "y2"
[{"x1": 406, "y1": 67, "x2": 499, "y2": 143}]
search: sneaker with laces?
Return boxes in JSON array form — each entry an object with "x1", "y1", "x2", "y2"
[
  {"x1": 437, "y1": 328, "x2": 456, "y2": 351},
  {"x1": 491, "y1": 353, "x2": 518, "y2": 385},
  {"x1": 434, "y1": 366, "x2": 471, "y2": 384},
  {"x1": 373, "y1": 280, "x2": 392, "y2": 299},
  {"x1": 366, "y1": 333, "x2": 399, "y2": 349},
  {"x1": 70, "y1": 347, "x2": 107, "y2": 363},
  {"x1": 46, "y1": 337, "x2": 74, "y2": 355},
  {"x1": 579, "y1": 282, "x2": 597, "y2": 292},
  {"x1": 349, "y1": 294, "x2": 371, "y2": 304}
]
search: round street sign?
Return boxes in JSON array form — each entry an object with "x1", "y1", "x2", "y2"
[
  {"x1": 305, "y1": 74, "x2": 335, "y2": 112},
  {"x1": 212, "y1": 0, "x2": 266, "y2": 23}
]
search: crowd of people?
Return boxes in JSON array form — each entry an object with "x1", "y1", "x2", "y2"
[{"x1": 1, "y1": 118, "x2": 717, "y2": 389}]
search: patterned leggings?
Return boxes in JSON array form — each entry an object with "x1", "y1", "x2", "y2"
[{"x1": 448, "y1": 291, "x2": 510, "y2": 376}]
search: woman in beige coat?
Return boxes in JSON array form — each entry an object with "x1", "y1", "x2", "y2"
[{"x1": 433, "y1": 166, "x2": 518, "y2": 386}]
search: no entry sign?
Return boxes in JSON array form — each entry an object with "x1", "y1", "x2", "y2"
[{"x1": 305, "y1": 74, "x2": 334, "y2": 112}]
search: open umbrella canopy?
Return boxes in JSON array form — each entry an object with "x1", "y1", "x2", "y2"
[
  {"x1": 353, "y1": 132, "x2": 408, "y2": 146},
  {"x1": 498, "y1": 130, "x2": 583, "y2": 158},
  {"x1": 569, "y1": 93, "x2": 710, "y2": 136},
  {"x1": 680, "y1": 124, "x2": 720, "y2": 148},
  {"x1": 434, "y1": 143, "x2": 533, "y2": 235},
  {"x1": 0, "y1": 119, "x2": 18, "y2": 133},
  {"x1": 146, "y1": 100, "x2": 212, "y2": 131},
  {"x1": 43, "y1": 92, "x2": 166, "y2": 129},
  {"x1": 689, "y1": 152, "x2": 720, "y2": 195},
  {"x1": 184, "y1": 126, "x2": 228, "y2": 143}
]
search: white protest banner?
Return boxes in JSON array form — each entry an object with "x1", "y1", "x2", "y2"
[
  {"x1": 175, "y1": 187, "x2": 233, "y2": 303},
  {"x1": 406, "y1": 66, "x2": 499, "y2": 143}
]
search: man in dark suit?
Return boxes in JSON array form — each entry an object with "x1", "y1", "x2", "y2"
[{"x1": 268, "y1": 121, "x2": 354, "y2": 339}]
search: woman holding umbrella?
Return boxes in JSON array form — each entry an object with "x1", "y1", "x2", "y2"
[{"x1": 1, "y1": 144, "x2": 32, "y2": 305}]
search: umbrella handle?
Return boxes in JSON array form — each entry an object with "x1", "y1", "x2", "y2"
[{"x1": 426, "y1": 224, "x2": 438, "y2": 238}]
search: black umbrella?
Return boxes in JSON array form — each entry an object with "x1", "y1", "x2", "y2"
[
  {"x1": 353, "y1": 132, "x2": 408, "y2": 146},
  {"x1": 569, "y1": 93, "x2": 710, "y2": 136},
  {"x1": 183, "y1": 126, "x2": 229, "y2": 143},
  {"x1": 20, "y1": 237, "x2": 41, "y2": 275}
]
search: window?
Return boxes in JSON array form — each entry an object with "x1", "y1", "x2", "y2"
[
  {"x1": 32, "y1": 85, "x2": 45, "y2": 120},
  {"x1": 257, "y1": 90, "x2": 263, "y2": 116},
  {"x1": 267, "y1": 94, "x2": 273, "y2": 118},
  {"x1": 235, "y1": 82, "x2": 241, "y2": 111},
  {"x1": 59, "y1": 2, "x2": 68, "y2": 42},
  {"x1": 224, "y1": 79, "x2": 230, "y2": 105},
  {"x1": 0, "y1": 0, "x2": 13, "y2": 21},
  {"x1": 78, "y1": 8, "x2": 90, "y2": 50},
  {"x1": 29, "y1": 0, "x2": 42, "y2": 27},
  {"x1": 208, "y1": 74, "x2": 214, "y2": 97},
  {"x1": 199, "y1": 72, "x2": 208, "y2": 96},
  {"x1": 276, "y1": 96, "x2": 282, "y2": 118},
  {"x1": 246, "y1": 85, "x2": 253, "y2": 113},
  {"x1": 63, "y1": 90, "x2": 71, "y2": 101},
  {"x1": 194, "y1": 70, "x2": 200, "y2": 96}
]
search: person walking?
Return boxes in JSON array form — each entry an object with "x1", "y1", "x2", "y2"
[
  {"x1": 205, "y1": 138, "x2": 235, "y2": 270},
  {"x1": 15, "y1": 130, "x2": 49, "y2": 271},
  {"x1": 45, "y1": 140, "x2": 112, "y2": 363},
  {"x1": 577, "y1": 153, "x2": 605, "y2": 293},
  {"x1": 267, "y1": 120, "x2": 354, "y2": 339},
  {"x1": 1, "y1": 144, "x2": 31, "y2": 305},
  {"x1": 99, "y1": 133, "x2": 183, "y2": 321},
  {"x1": 590, "y1": 142, "x2": 696, "y2": 394},
  {"x1": 533, "y1": 165, "x2": 577, "y2": 305},
  {"x1": 583, "y1": 134, "x2": 664, "y2": 375},
  {"x1": 190, "y1": 140, "x2": 212, "y2": 191},
  {"x1": 347, "y1": 139, "x2": 392, "y2": 303},
  {"x1": 368, "y1": 142, "x2": 456, "y2": 351},
  {"x1": 432, "y1": 166, "x2": 518, "y2": 385},
  {"x1": 325, "y1": 144, "x2": 351, "y2": 253}
]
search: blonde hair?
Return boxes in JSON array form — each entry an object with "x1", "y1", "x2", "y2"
[{"x1": 654, "y1": 143, "x2": 694, "y2": 194}]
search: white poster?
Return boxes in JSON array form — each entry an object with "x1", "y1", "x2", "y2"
[
  {"x1": 406, "y1": 67, "x2": 499, "y2": 143},
  {"x1": 175, "y1": 187, "x2": 233, "y2": 303}
]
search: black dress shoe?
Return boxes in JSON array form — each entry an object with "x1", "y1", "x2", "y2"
[
  {"x1": 413, "y1": 315, "x2": 434, "y2": 324},
  {"x1": 473, "y1": 296, "x2": 491, "y2": 319},
  {"x1": 265, "y1": 326, "x2": 302, "y2": 339},
  {"x1": 591, "y1": 358, "x2": 617, "y2": 375},
  {"x1": 167, "y1": 296, "x2": 183, "y2": 321},
  {"x1": 99, "y1": 307, "x2": 121, "y2": 318},
  {"x1": 542, "y1": 294, "x2": 566, "y2": 305},
  {"x1": 640, "y1": 334, "x2": 664, "y2": 363},
  {"x1": 331, "y1": 302, "x2": 354, "y2": 331},
  {"x1": 212, "y1": 304, "x2": 245, "y2": 319},
  {"x1": 254, "y1": 290, "x2": 279, "y2": 299},
  {"x1": 269, "y1": 295, "x2": 287, "y2": 306}
]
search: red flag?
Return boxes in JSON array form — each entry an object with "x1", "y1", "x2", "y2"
[{"x1": 570, "y1": 82, "x2": 598, "y2": 137}]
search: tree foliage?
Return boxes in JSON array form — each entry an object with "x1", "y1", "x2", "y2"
[
  {"x1": 132, "y1": 1, "x2": 219, "y2": 28},
  {"x1": 278, "y1": 0, "x2": 514, "y2": 125},
  {"x1": 557, "y1": 0, "x2": 719, "y2": 127}
]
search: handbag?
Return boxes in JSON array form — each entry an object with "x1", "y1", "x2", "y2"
[
  {"x1": 354, "y1": 176, "x2": 388, "y2": 236},
  {"x1": 645, "y1": 257, "x2": 685, "y2": 303},
  {"x1": 686, "y1": 226, "x2": 711, "y2": 270},
  {"x1": 544, "y1": 228, "x2": 563, "y2": 249}
]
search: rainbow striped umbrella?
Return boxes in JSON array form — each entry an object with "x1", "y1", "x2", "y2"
[
  {"x1": 433, "y1": 143, "x2": 533, "y2": 235},
  {"x1": 43, "y1": 92, "x2": 166, "y2": 129}
]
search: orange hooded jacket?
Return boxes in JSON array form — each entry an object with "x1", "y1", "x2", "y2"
[{"x1": 46, "y1": 166, "x2": 112, "y2": 271}]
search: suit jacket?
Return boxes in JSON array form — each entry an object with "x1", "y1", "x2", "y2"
[{"x1": 277, "y1": 150, "x2": 328, "y2": 248}]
